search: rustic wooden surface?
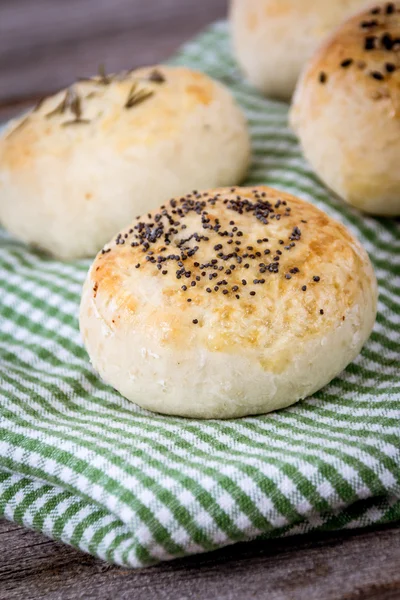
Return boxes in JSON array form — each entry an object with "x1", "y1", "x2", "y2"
[
  {"x1": 1, "y1": 519, "x2": 400, "y2": 600},
  {"x1": 1, "y1": 1, "x2": 399, "y2": 598}
]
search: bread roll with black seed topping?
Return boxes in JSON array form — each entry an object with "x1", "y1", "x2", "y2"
[
  {"x1": 79, "y1": 186, "x2": 377, "y2": 419},
  {"x1": 290, "y1": 2, "x2": 400, "y2": 216},
  {"x1": 229, "y1": 0, "x2": 369, "y2": 100},
  {"x1": 0, "y1": 66, "x2": 250, "y2": 259}
]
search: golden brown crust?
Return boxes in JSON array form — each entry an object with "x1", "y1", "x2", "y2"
[
  {"x1": 290, "y1": 2, "x2": 400, "y2": 215},
  {"x1": 89, "y1": 186, "x2": 374, "y2": 368},
  {"x1": 80, "y1": 185, "x2": 377, "y2": 417},
  {"x1": 303, "y1": 2, "x2": 400, "y2": 116}
]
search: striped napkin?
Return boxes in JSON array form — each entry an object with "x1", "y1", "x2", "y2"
[{"x1": 1, "y1": 22, "x2": 399, "y2": 568}]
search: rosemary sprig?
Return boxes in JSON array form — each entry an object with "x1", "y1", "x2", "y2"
[
  {"x1": 78, "y1": 65, "x2": 112, "y2": 86},
  {"x1": 125, "y1": 82, "x2": 154, "y2": 108},
  {"x1": 70, "y1": 94, "x2": 82, "y2": 119},
  {"x1": 148, "y1": 69, "x2": 165, "y2": 83},
  {"x1": 62, "y1": 119, "x2": 91, "y2": 127},
  {"x1": 33, "y1": 97, "x2": 46, "y2": 112},
  {"x1": 45, "y1": 88, "x2": 75, "y2": 118},
  {"x1": 45, "y1": 88, "x2": 91, "y2": 126}
]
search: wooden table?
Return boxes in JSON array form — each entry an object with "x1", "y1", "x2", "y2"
[
  {"x1": 1, "y1": 520, "x2": 400, "y2": 600},
  {"x1": 0, "y1": 1, "x2": 399, "y2": 598}
]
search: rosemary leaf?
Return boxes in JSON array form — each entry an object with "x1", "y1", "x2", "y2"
[
  {"x1": 33, "y1": 97, "x2": 46, "y2": 112},
  {"x1": 148, "y1": 69, "x2": 165, "y2": 83},
  {"x1": 45, "y1": 97, "x2": 66, "y2": 119},
  {"x1": 45, "y1": 88, "x2": 74, "y2": 118},
  {"x1": 126, "y1": 82, "x2": 138, "y2": 98},
  {"x1": 71, "y1": 94, "x2": 82, "y2": 119},
  {"x1": 125, "y1": 85, "x2": 154, "y2": 109},
  {"x1": 62, "y1": 119, "x2": 91, "y2": 127}
]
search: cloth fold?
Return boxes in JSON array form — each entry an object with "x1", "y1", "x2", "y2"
[{"x1": 0, "y1": 22, "x2": 399, "y2": 567}]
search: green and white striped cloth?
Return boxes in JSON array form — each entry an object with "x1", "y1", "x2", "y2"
[{"x1": 1, "y1": 23, "x2": 399, "y2": 568}]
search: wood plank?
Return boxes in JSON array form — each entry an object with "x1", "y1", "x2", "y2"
[{"x1": 1, "y1": 519, "x2": 399, "y2": 600}]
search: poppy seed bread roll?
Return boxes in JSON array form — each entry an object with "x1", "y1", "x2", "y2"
[
  {"x1": 290, "y1": 2, "x2": 400, "y2": 215},
  {"x1": 229, "y1": 0, "x2": 369, "y2": 100},
  {"x1": 79, "y1": 186, "x2": 377, "y2": 419},
  {"x1": 0, "y1": 66, "x2": 250, "y2": 259}
]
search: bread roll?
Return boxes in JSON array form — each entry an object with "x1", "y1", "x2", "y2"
[
  {"x1": 0, "y1": 66, "x2": 250, "y2": 259},
  {"x1": 290, "y1": 2, "x2": 400, "y2": 216},
  {"x1": 229, "y1": 0, "x2": 370, "y2": 99},
  {"x1": 79, "y1": 186, "x2": 377, "y2": 419}
]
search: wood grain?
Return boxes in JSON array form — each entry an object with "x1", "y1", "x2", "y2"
[{"x1": 1, "y1": 519, "x2": 400, "y2": 600}]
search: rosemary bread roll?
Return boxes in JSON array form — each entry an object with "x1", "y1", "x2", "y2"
[
  {"x1": 80, "y1": 186, "x2": 377, "y2": 419},
  {"x1": 0, "y1": 66, "x2": 250, "y2": 259},
  {"x1": 290, "y1": 2, "x2": 400, "y2": 216},
  {"x1": 229, "y1": 0, "x2": 369, "y2": 99}
]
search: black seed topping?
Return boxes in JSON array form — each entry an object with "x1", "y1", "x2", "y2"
[
  {"x1": 365, "y1": 36, "x2": 376, "y2": 50},
  {"x1": 313, "y1": 276, "x2": 320, "y2": 282},
  {"x1": 371, "y1": 71, "x2": 384, "y2": 80},
  {"x1": 148, "y1": 69, "x2": 166, "y2": 83},
  {"x1": 320, "y1": 309, "x2": 324, "y2": 315},
  {"x1": 112, "y1": 190, "x2": 308, "y2": 313},
  {"x1": 319, "y1": 72, "x2": 327, "y2": 84},
  {"x1": 302, "y1": 285, "x2": 307, "y2": 291},
  {"x1": 341, "y1": 58, "x2": 353, "y2": 68},
  {"x1": 361, "y1": 19, "x2": 378, "y2": 28},
  {"x1": 381, "y1": 33, "x2": 394, "y2": 50},
  {"x1": 386, "y1": 62, "x2": 396, "y2": 73},
  {"x1": 192, "y1": 319, "x2": 198, "y2": 324},
  {"x1": 289, "y1": 226, "x2": 301, "y2": 241}
]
